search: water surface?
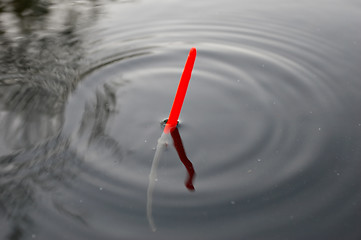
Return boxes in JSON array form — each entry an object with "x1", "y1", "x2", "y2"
[{"x1": 1, "y1": 0, "x2": 361, "y2": 239}]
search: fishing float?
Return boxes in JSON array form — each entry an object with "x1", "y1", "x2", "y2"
[{"x1": 147, "y1": 47, "x2": 197, "y2": 232}]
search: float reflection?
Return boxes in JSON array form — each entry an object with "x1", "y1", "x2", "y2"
[
  {"x1": 147, "y1": 125, "x2": 196, "y2": 231},
  {"x1": 170, "y1": 127, "x2": 196, "y2": 191}
]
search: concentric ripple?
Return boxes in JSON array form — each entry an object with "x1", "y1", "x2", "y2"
[
  {"x1": 50, "y1": 10, "x2": 361, "y2": 239},
  {"x1": 2, "y1": 1, "x2": 361, "y2": 240}
]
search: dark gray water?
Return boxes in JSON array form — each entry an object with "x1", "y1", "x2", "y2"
[{"x1": 1, "y1": 0, "x2": 361, "y2": 239}]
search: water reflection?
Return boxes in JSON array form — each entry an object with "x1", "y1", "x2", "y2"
[
  {"x1": 0, "y1": 2, "x2": 122, "y2": 239},
  {"x1": 170, "y1": 127, "x2": 195, "y2": 191},
  {"x1": 0, "y1": 1, "x2": 98, "y2": 152},
  {"x1": 0, "y1": 83, "x2": 121, "y2": 239},
  {"x1": 0, "y1": 0, "x2": 49, "y2": 35},
  {"x1": 147, "y1": 126, "x2": 196, "y2": 231}
]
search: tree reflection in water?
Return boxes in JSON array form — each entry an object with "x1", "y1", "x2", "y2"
[
  {"x1": 0, "y1": 0, "x2": 94, "y2": 151},
  {"x1": 0, "y1": 1, "x2": 122, "y2": 239},
  {"x1": 0, "y1": 83, "x2": 122, "y2": 239}
]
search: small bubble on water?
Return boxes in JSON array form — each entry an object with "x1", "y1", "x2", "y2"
[
  {"x1": 99, "y1": 187, "x2": 103, "y2": 191},
  {"x1": 32, "y1": 234, "x2": 36, "y2": 239},
  {"x1": 144, "y1": 140, "x2": 147, "y2": 143},
  {"x1": 257, "y1": 158, "x2": 262, "y2": 162},
  {"x1": 155, "y1": 178, "x2": 158, "y2": 182},
  {"x1": 230, "y1": 201, "x2": 236, "y2": 205},
  {"x1": 318, "y1": 128, "x2": 322, "y2": 131},
  {"x1": 236, "y1": 79, "x2": 240, "y2": 83},
  {"x1": 79, "y1": 199, "x2": 83, "y2": 203},
  {"x1": 247, "y1": 169, "x2": 252, "y2": 173},
  {"x1": 152, "y1": 147, "x2": 156, "y2": 151}
]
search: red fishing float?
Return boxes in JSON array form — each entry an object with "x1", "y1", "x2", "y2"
[{"x1": 164, "y1": 47, "x2": 197, "y2": 134}]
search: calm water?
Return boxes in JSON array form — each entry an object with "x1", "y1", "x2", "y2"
[{"x1": 1, "y1": 0, "x2": 361, "y2": 239}]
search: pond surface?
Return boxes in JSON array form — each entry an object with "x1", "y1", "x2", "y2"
[{"x1": 1, "y1": 0, "x2": 361, "y2": 239}]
